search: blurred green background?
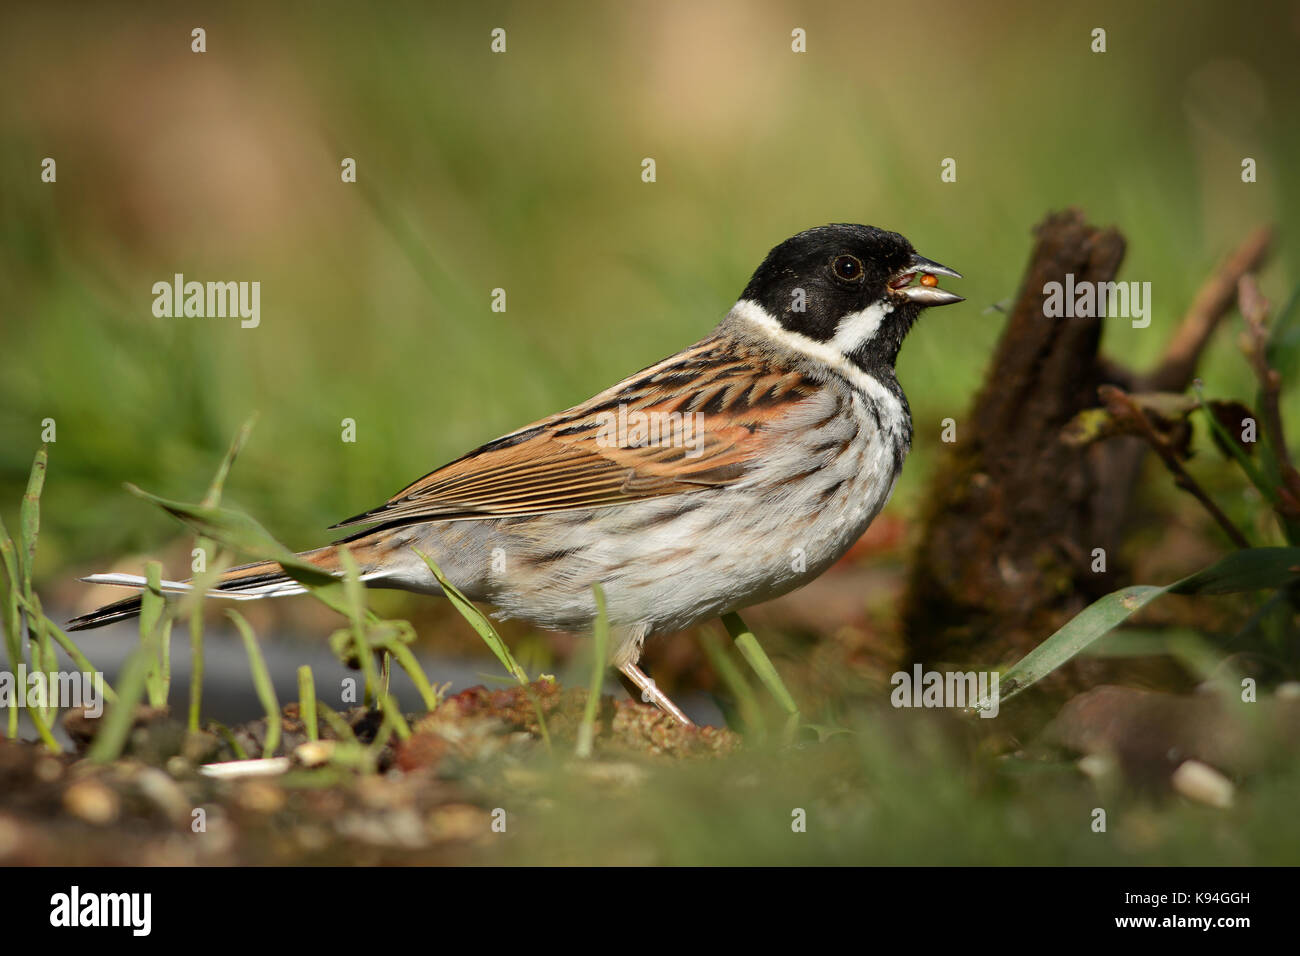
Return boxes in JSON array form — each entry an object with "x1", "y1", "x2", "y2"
[{"x1": 0, "y1": 0, "x2": 1295, "y2": 586}]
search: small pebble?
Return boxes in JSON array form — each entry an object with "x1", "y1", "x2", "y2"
[
  {"x1": 1171, "y1": 759, "x2": 1234, "y2": 809},
  {"x1": 235, "y1": 779, "x2": 286, "y2": 814},
  {"x1": 63, "y1": 779, "x2": 120, "y2": 825},
  {"x1": 294, "y1": 740, "x2": 336, "y2": 768},
  {"x1": 426, "y1": 804, "x2": 490, "y2": 842},
  {"x1": 0, "y1": 815, "x2": 21, "y2": 858},
  {"x1": 357, "y1": 774, "x2": 407, "y2": 809},
  {"x1": 1077, "y1": 753, "x2": 1116, "y2": 780},
  {"x1": 135, "y1": 767, "x2": 191, "y2": 824}
]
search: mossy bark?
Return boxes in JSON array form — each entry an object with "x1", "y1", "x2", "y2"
[{"x1": 902, "y1": 210, "x2": 1135, "y2": 683}]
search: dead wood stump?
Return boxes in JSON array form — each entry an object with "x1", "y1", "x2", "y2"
[{"x1": 901, "y1": 209, "x2": 1270, "y2": 688}]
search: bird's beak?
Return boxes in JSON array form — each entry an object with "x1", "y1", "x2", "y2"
[{"x1": 889, "y1": 253, "x2": 964, "y2": 306}]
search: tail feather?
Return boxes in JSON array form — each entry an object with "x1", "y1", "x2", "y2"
[{"x1": 66, "y1": 544, "x2": 372, "y2": 631}]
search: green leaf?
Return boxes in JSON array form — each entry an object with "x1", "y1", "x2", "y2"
[
  {"x1": 1168, "y1": 546, "x2": 1300, "y2": 594},
  {"x1": 722, "y1": 611, "x2": 801, "y2": 743},
  {"x1": 125, "y1": 484, "x2": 351, "y2": 617},
  {"x1": 412, "y1": 547, "x2": 548, "y2": 748},
  {"x1": 976, "y1": 547, "x2": 1300, "y2": 711},
  {"x1": 412, "y1": 547, "x2": 528, "y2": 684},
  {"x1": 700, "y1": 629, "x2": 766, "y2": 739},
  {"x1": 126, "y1": 484, "x2": 330, "y2": 582}
]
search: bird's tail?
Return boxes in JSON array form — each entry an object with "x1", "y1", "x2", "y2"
[{"x1": 66, "y1": 543, "x2": 376, "y2": 631}]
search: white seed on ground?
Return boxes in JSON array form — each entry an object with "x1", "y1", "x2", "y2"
[{"x1": 199, "y1": 757, "x2": 291, "y2": 779}]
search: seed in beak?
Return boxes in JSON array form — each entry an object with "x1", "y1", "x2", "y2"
[{"x1": 920, "y1": 274, "x2": 938, "y2": 287}]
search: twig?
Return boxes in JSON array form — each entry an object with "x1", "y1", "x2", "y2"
[
  {"x1": 1100, "y1": 386, "x2": 1251, "y2": 549},
  {"x1": 1237, "y1": 275, "x2": 1292, "y2": 470},
  {"x1": 1145, "y1": 226, "x2": 1272, "y2": 391}
]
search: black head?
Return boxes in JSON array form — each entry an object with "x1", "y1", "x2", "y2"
[{"x1": 738, "y1": 223, "x2": 962, "y2": 371}]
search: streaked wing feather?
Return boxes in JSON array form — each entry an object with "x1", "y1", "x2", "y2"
[{"x1": 331, "y1": 338, "x2": 817, "y2": 528}]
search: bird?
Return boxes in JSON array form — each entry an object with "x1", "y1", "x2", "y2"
[{"x1": 69, "y1": 223, "x2": 963, "y2": 725}]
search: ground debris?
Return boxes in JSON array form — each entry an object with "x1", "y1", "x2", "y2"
[{"x1": 0, "y1": 679, "x2": 737, "y2": 864}]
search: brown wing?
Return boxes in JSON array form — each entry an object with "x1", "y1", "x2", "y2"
[{"x1": 331, "y1": 337, "x2": 817, "y2": 529}]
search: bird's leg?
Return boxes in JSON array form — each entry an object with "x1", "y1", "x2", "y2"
[{"x1": 618, "y1": 662, "x2": 694, "y2": 726}]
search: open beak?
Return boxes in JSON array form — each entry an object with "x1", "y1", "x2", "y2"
[{"x1": 889, "y1": 253, "x2": 964, "y2": 306}]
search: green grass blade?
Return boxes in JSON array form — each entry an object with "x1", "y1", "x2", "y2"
[
  {"x1": 337, "y1": 546, "x2": 378, "y2": 703},
  {"x1": 125, "y1": 484, "x2": 350, "y2": 614},
  {"x1": 15, "y1": 596, "x2": 117, "y2": 704},
  {"x1": 978, "y1": 584, "x2": 1167, "y2": 710},
  {"x1": 139, "y1": 561, "x2": 166, "y2": 709},
  {"x1": 701, "y1": 628, "x2": 766, "y2": 739},
  {"x1": 176, "y1": 416, "x2": 257, "y2": 729},
  {"x1": 383, "y1": 641, "x2": 441, "y2": 712},
  {"x1": 317, "y1": 702, "x2": 360, "y2": 745},
  {"x1": 88, "y1": 645, "x2": 152, "y2": 763},
  {"x1": 212, "y1": 722, "x2": 249, "y2": 760},
  {"x1": 22, "y1": 684, "x2": 62, "y2": 753},
  {"x1": 722, "y1": 611, "x2": 800, "y2": 742},
  {"x1": 1168, "y1": 546, "x2": 1300, "y2": 594},
  {"x1": 298, "y1": 665, "x2": 318, "y2": 742},
  {"x1": 159, "y1": 617, "x2": 173, "y2": 707},
  {"x1": 181, "y1": 546, "x2": 231, "y2": 731},
  {"x1": 12, "y1": 448, "x2": 58, "y2": 742},
  {"x1": 412, "y1": 547, "x2": 528, "y2": 683},
  {"x1": 336, "y1": 548, "x2": 410, "y2": 742},
  {"x1": 202, "y1": 413, "x2": 258, "y2": 507},
  {"x1": 410, "y1": 548, "x2": 547, "y2": 747},
  {"x1": 18, "y1": 446, "x2": 47, "y2": 587},
  {"x1": 575, "y1": 583, "x2": 610, "y2": 758},
  {"x1": 187, "y1": 601, "x2": 206, "y2": 733},
  {"x1": 228, "y1": 610, "x2": 281, "y2": 757},
  {"x1": 316, "y1": 703, "x2": 377, "y2": 773},
  {"x1": 0, "y1": 521, "x2": 21, "y2": 738}
]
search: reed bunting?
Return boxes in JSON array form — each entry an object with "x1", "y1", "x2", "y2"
[{"x1": 71, "y1": 224, "x2": 962, "y2": 725}]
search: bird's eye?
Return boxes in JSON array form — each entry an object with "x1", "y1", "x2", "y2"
[{"x1": 831, "y1": 254, "x2": 863, "y2": 282}]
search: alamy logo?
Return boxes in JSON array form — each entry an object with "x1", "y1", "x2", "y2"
[
  {"x1": 152, "y1": 274, "x2": 261, "y2": 328},
  {"x1": 49, "y1": 886, "x2": 151, "y2": 936},
  {"x1": 890, "y1": 665, "x2": 1000, "y2": 718},
  {"x1": 594, "y1": 404, "x2": 706, "y2": 459},
  {"x1": 1042, "y1": 274, "x2": 1151, "y2": 328},
  {"x1": 0, "y1": 666, "x2": 103, "y2": 717}
]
